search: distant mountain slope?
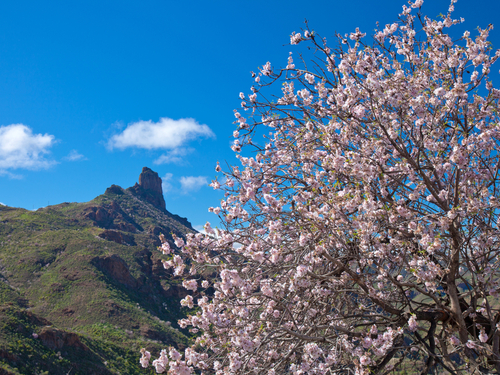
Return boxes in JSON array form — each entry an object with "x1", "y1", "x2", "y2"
[{"x1": 0, "y1": 167, "x2": 194, "y2": 374}]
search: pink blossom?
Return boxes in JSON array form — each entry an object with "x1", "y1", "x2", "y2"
[
  {"x1": 359, "y1": 355, "x2": 371, "y2": 366},
  {"x1": 479, "y1": 330, "x2": 488, "y2": 343},
  {"x1": 169, "y1": 348, "x2": 182, "y2": 361},
  {"x1": 290, "y1": 32, "x2": 302, "y2": 45},
  {"x1": 305, "y1": 73, "x2": 315, "y2": 84},
  {"x1": 466, "y1": 340, "x2": 476, "y2": 349},
  {"x1": 295, "y1": 265, "x2": 308, "y2": 278},
  {"x1": 160, "y1": 242, "x2": 171, "y2": 255},
  {"x1": 174, "y1": 236, "x2": 184, "y2": 248},
  {"x1": 408, "y1": 314, "x2": 418, "y2": 332},
  {"x1": 181, "y1": 295, "x2": 194, "y2": 308},
  {"x1": 140, "y1": 348, "x2": 151, "y2": 368},
  {"x1": 304, "y1": 342, "x2": 323, "y2": 359},
  {"x1": 412, "y1": 0, "x2": 423, "y2": 8},
  {"x1": 152, "y1": 350, "x2": 169, "y2": 373},
  {"x1": 449, "y1": 336, "x2": 460, "y2": 346},
  {"x1": 182, "y1": 279, "x2": 198, "y2": 291},
  {"x1": 362, "y1": 337, "x2": 372, "y2": 348},
  {"x1": 261, "y1": 61, "x2": 272, "y2": 76}
]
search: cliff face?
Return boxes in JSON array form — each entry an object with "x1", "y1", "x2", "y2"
[{"x1": 128, "y1": 167, "x2": 166, "y2": 211}]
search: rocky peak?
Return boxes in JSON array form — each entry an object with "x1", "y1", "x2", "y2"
[
  {"x1": 128, "y1": 167, "x2": 166, "y2": 211},
  {"x1": 139, "y1": 167, "x2": 163, "y2": 193}
]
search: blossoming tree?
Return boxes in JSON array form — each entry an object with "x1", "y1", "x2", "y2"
[{"x1": 142, "y1": 0, "x2": 500, "y2": 373}]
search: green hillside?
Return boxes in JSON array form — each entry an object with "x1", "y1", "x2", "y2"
[{"x1": 0, "y1": 168, "x2": 194, "y2": 374}]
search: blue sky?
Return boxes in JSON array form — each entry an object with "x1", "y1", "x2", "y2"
[{"x1": 1, "y1": 0, "x2": 499, "y2": 231}]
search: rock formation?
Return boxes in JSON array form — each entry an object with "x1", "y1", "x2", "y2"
[
  {"x1": 128, "y1": 167, "x2": 166, "y2": 211},
  {"x1": 38, "y1": 326, "x2": 89, "y2": 351},
  {"x1": 91, "y1": 254, "x2": 138, "y2": 288},
  {"x1": 139, "y1": 167, "x2": 163, "y2": 193},
  {"x1": 82, "y1": 201, "x2": 141, "y2": 232},
  {"x1": 98, "y1": 229, "x2": 137, "y2": 246}
]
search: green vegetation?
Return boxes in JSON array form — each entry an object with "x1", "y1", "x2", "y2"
[{"x1": 0, "y1": 186, "x2": 194, "y2": 374}]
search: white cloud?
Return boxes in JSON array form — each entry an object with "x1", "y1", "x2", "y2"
[
  {"x1": 162, "y1": 173, "x2": 173, "y2": 193},
  {"x1": 0, "y1": 202, "x2": 5, "y2": 206},
  {"x1": 193, "y1": 224, "x2": 207, "y2": 234},
  {"x1": 179, "y1": 176, "x2": 208, "y2": 193},
  {"x1": 154, "y1": 147, "x2": 193, "y2": 165},
  {"x1": 64, "y1": 149, "x2": 87, "y2": 161},
  {"x1": 0, "y1": 170, "x2": 22, "y2": 179},
  {"x1": 0, "y1": 124, "x2": 56, "y2": 171},
  {"x1": 108, "y1": 117, "x2": 215, "y2": 150}
]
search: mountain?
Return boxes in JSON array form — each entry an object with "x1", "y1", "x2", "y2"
[{"x1": 0, "y1": 167, "x2": 195, "y2": 374}]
